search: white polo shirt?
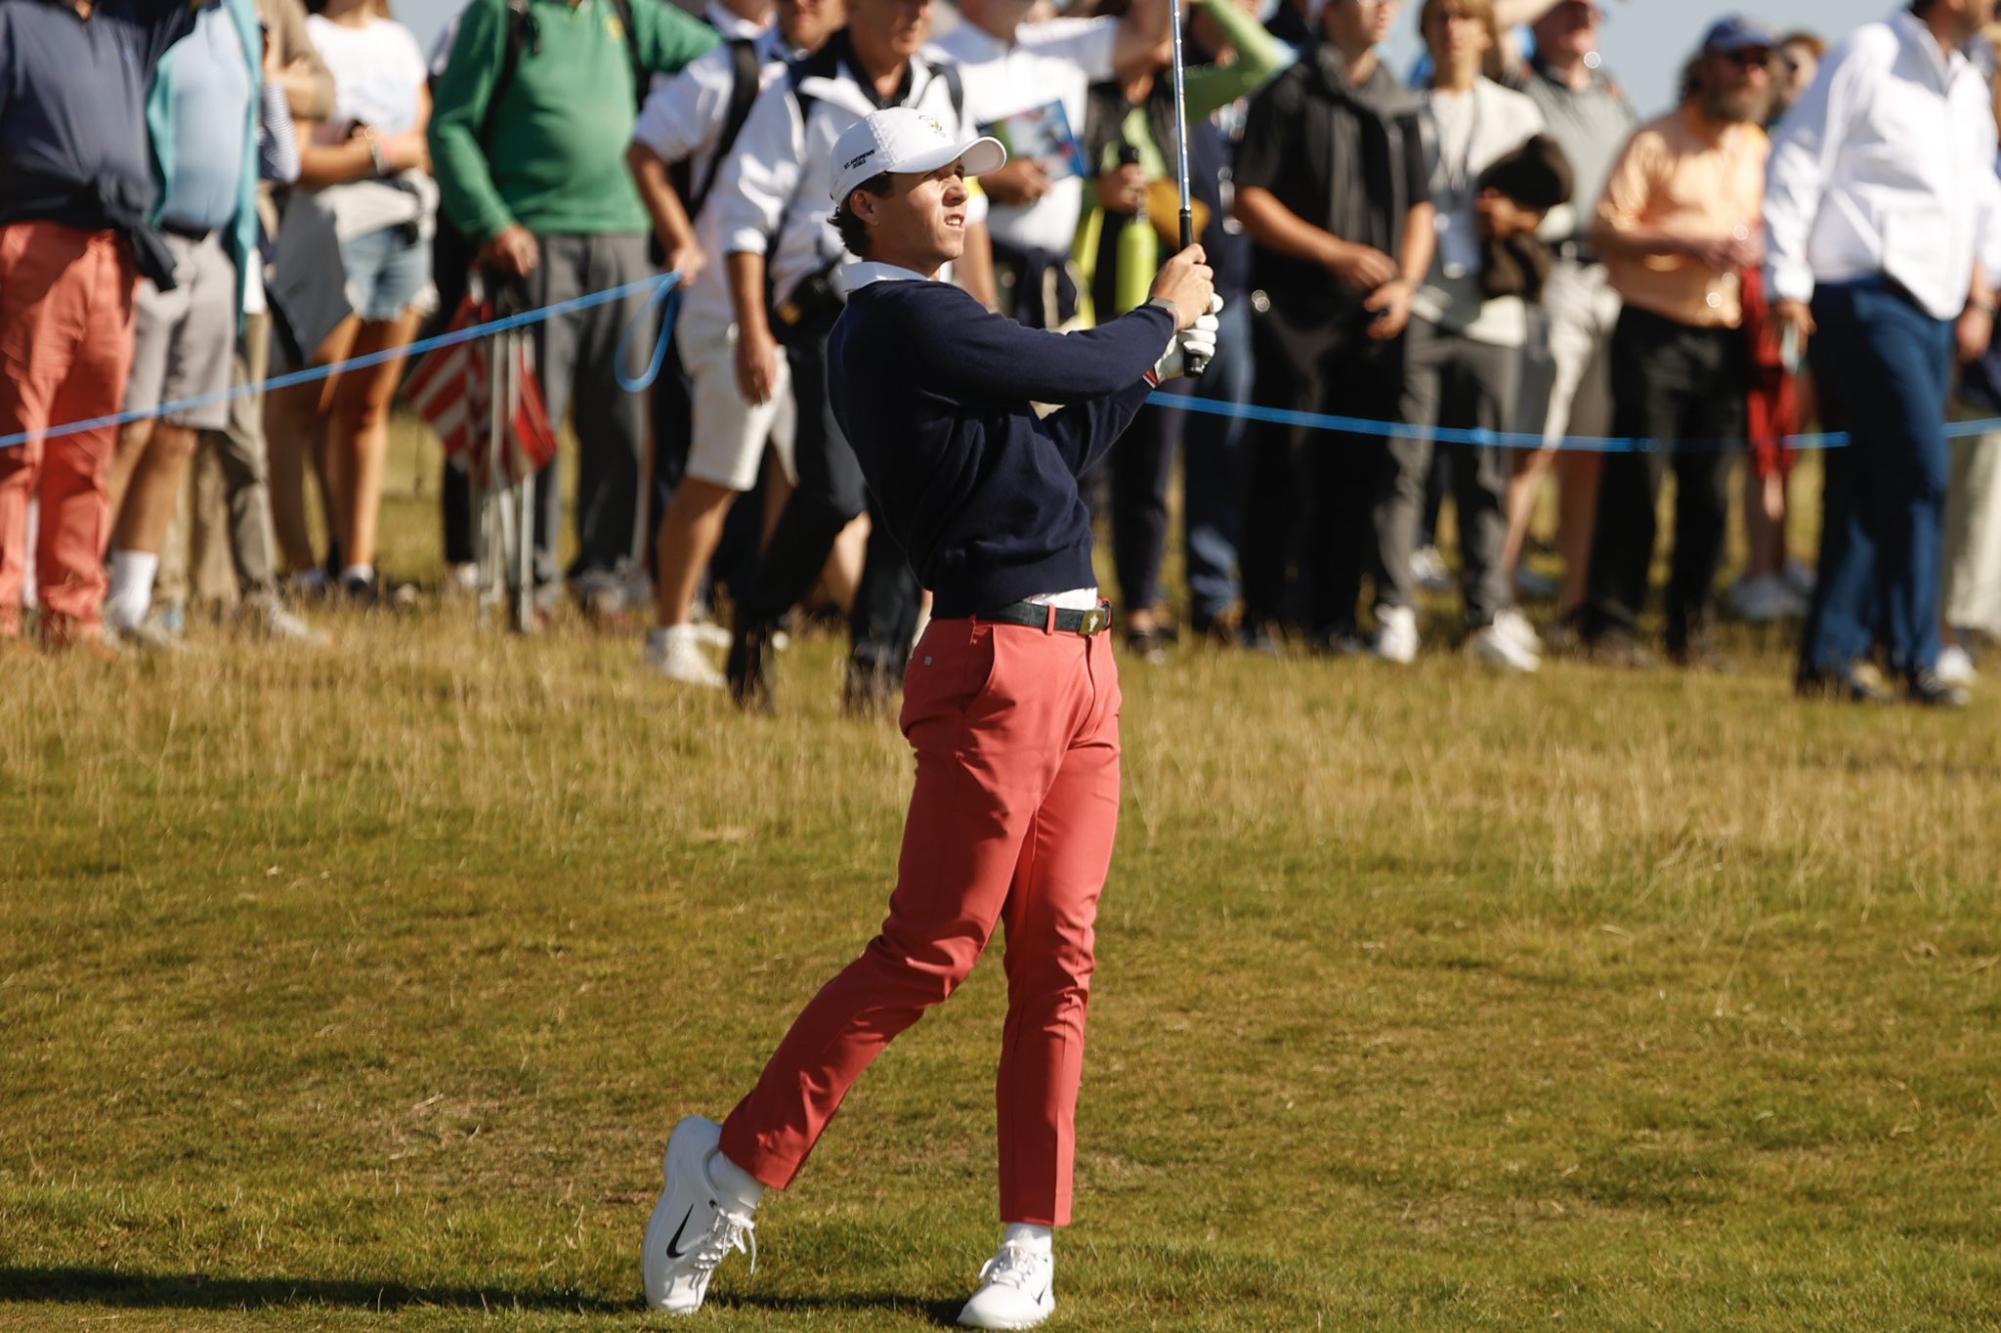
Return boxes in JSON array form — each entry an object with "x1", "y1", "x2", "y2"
[{"x1": 930, "y1": 16, "x2": 1118, "y2": 260}]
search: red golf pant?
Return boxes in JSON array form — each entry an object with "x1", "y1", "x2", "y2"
[
  {"x1": 720, "y1": 615, "x2": 1122, "y2": 1226},
  {"x1": 0, "y1": 222, "x2": 137, "y2": 640}
]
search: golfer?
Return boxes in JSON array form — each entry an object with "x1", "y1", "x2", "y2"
[{"x1": 642, "y1": 105, "x2": 1218, "y2": 1329}]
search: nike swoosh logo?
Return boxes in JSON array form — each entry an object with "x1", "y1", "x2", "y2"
[{"x1": 664, "y1": 1204, "x2": 697, "y2": 1259}]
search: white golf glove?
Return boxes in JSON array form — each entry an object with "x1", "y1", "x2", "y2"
[{"x1": 1153, "y1": 294, "x2": 1224, "y2": 382}]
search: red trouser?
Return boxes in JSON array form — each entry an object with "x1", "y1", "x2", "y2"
[
  {"x1": 720, "y1": 615, "x2": 1122, "y2": 1226},
  {"x1": 0, "y1": 221, "x2": 138, "y2": 640}
]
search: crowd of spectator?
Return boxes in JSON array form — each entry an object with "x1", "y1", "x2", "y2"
[{"x1": 3, "y1": 0, "x2": 1999, "y2": 711}]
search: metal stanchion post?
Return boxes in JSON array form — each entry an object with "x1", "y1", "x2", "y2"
[{"x1": 512, "y1": 332, "x2": 535, "y2": 636}]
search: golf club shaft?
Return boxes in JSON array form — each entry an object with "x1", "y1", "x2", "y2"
[{"x1": 1166, "y1": 0, "x2": 1207, "y2": 376}]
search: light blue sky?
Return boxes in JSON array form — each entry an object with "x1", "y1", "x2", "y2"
[{"x1": 393, "y1": 0, "x2": 1903, "y2": 119}]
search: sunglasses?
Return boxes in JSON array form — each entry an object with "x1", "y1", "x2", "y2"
[{"x1": 1717, "y1": 47, "x2": 1773, "y2": 71}]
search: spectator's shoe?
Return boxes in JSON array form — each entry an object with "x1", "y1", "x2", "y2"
[
  {"x1": 1541, "y1": 609, "x2": 1586, "y2": 658},
  {"x1": 688, "y1": 605, "x2": 732, "y2": 651},
  {"x1": 1669, "y1": 638, "x2": 1739, "y2": 675},
  {"x1": 340, "y1": 571, "x2": 382, "y2": 609},
  {"x1": 1586, "y1": 634, "x2": 1658, "y2": 672},
  {"x1": 574, "y1": 569, "x2": 635, "y2": 628},
  {"x1": 1795, "y1": 665, "x2": 1893, "y2": 704},
  {"x1": 727, "y1": 622, "x2": 777, "y2": 713},
  {"x1": 1308, "y1": 627, "x2": 1367, "y2": 658},
  {"x1": 1494, "y1": 607, "x2": 1543, "y2": 657},
  {"x1": 1908, "y1": 669, "x2": 1971, "y2": 710},
  {"x1": 642, "y1": 1117, "x2": 756, "y2": 1316},
  {"x1": 1783, "y1": 560, "x2": 1817, "y2": 600},
  {"x1": 286, "y1": 567, "x2": 331, "y2": 602},
  {"x1": 1515, "y1": 565, "x2": 1562, "y2": 603},
  {"x1": 1729, "y1": 574, "x2": 1808, "y2": 623},
  {"x1": 241, "y1": 593, "x2": 330, "y2": 646},
  {"x1": 1237, "y1": 620, "x2": 1282, "y2": 657},
  {"x1": 446, "y1": 562, "x2": 481, "y2": 598},
  {"x1": 1936, "y1": 643, "x2": 1978, "y2": 687},
  {"x1": 1190, "y1": 604, "x2": 1243, "y2": 647},
  {"x1": 1411, "y1": 544, "x2": 1453, "y2": 594},
  {"x1": 842, "y1": 653, "x2": 899, "y2": 716},
  {"x1": 957, "y1": 1241, "x2": 1055, "y2": 1330},
  {"x1": 107, "y1": 617, "x2": 187, "y2": 656},
  {"x1": 646, "y1": 625, "x2": 725, "y2": 689},
  {"x1": 1468, "y1": 612, "x2": 1541, "y2": 674},
  {"x1": 1371, "y1": 606, "x2": 1419, "y2": 665}
]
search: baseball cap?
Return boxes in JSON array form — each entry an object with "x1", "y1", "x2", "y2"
[
  {"x1": 829, "y1": 107, "x2": 1007, "y2": 205},
  {"x1": 1701, "y1": 14, "x2": 1777, "y2": 55}
]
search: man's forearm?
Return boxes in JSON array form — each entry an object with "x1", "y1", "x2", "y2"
[
  {"x1": 628, "y1": 143, "x2": 697, "y2": 256},
  {"x1": 1399, "y1": 202, "x2": 1435, "y2": 286},
  {"x1": 1591, "y1": 217, "x2": 1692, "y2": 262},
  {"x1": 727, "y1": 251, "x2": 770, "y2": 337},
  {"x1": 1233, "y1": 187, "x2": 1341, "y2": 269}
]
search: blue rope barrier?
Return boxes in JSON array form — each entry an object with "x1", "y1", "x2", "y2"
[
  {"x1": 8, "y1": 265, "x2": 1997, "y2": 455},
  {"x1": 614, "y1": 276, "x2": 684, "y2": 394},
  {"x1": 1145, "y1": 391, "x2": 1855, "y2": 454},
  {"x1": 0, "y1": 272, "x2": 684, "y2": 451}
]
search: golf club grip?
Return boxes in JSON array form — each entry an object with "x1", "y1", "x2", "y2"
[{"x1": 1178, "y1": 208, "x2": 1208, "y2": 376}]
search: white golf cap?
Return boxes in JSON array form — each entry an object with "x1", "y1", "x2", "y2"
[{"x1": 829, "y1": 106, "x2": 1007, "y2": 205}]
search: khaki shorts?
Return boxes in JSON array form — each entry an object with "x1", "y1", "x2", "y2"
[
  {"x1": 675, "y1": 308, "x2": 796, "y2": 493},
  {"x1": 124, "y1": 230, "x2": 236, "y2": 432}
]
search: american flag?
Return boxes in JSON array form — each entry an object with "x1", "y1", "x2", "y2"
[{"x1": 405, "y1": 296, "x2": 560, "y2": 488}]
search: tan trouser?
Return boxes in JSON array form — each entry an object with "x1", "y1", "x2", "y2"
[{"x1": 157, "y1": 311, "x2": 280, "y2": 610}]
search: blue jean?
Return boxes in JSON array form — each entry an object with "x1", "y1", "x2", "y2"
[
  {"x1": 1181, "y1": 297, "x2": 1253, "y2": 623},
  {"x1": 340, "y1": 224, "x2": 432, "y2": 323},
  {"x1": 1800, "y1": 278, "x2": 1954, "y2": 679}
]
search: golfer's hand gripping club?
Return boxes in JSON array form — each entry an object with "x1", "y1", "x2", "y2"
[{"x1": 1150, "y1": 245, "x2": 1219, "y2": 382}]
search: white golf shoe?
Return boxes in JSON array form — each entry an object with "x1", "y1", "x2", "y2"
[
  {"x1": 957, "y1": 1240, "x2": 1055, "y2": 1330},
  {"x1": 1372, "y1": 605, "x2": 1420, "y2": 665},
  {"x1": 1468, "y1": 609, "x2": 1542, "y2": 673},
  {"x1": 641, "y1": 1117, "x2": 756, "y2": 1316},
  {"x1": 645, "y1": 625, "x2": 726, "y2": 689}
]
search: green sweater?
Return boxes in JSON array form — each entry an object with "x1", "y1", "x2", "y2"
[{"x1": 430, "y1": 0, "x2": 718, "y2": 242}]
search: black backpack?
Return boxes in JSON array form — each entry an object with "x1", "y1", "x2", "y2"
[{"x1": 669, "y1": 37, "x2": 765, "y2": 221}]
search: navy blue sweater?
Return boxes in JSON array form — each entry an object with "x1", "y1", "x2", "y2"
[{"x1": 828, "y1": 277, "x2": 1175, "y2": 620}]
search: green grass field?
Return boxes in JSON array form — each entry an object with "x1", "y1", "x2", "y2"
[{"x1": 4, "y1": 422, "x2": 2000, "y2": 1330}]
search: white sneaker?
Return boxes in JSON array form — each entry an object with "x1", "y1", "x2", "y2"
[
  {"x1": 1468, "y1": 615, "x2": 1541, "y2": 673},
  {"x1": 1783, "y1": 560, "x2": 1816, "y2": 599},
  {"x1": 646, "y1": 625, "x2": 725, "y2": 688},
  {"x1": 1491, "y1": 607, "x2": 1543, "y2": 659},
  {"x1": 1730, "y1": 574, "x2": 1807, "y2": 623},
  {"x1": 642, "y1": 1117, "x2": 756, "y2": 1316},
  {"x1": 1937, "y1": 643, "x2": 1978, "y2": 687},
  {"x1": 243, "y1": 595, "x2": 330, "y2": 646},
  {"x1": 1411, "y1": 545, "x2": 1453, "y2": 594},
  {"x1": 957, "y1": 1241, "x2": 1055, "y2": 1330},
  {"x1": 1372, "y1": 605, "x2": 1419, "y2": 665}
]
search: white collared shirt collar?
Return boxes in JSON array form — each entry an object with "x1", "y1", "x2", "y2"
[
  {"x1": 845, "y1": 261, "x2": 937, "y2": 289},
  {"x1": 1890, "y1": 7, "x2": 1968, "y2": 90}
]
